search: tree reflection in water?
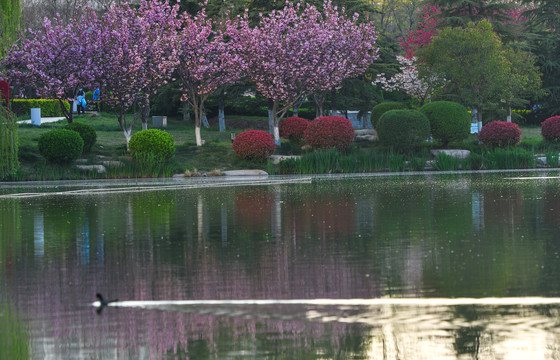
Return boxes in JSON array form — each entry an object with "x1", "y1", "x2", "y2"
[{"x1": 2, "y1": 174, "x2": 560, "y2": 358}]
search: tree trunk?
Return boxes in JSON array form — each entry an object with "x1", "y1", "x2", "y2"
[
  {"x1": 182, "y1": 102, "x2": 191, "y2": 122},
  {"x1": 194, "y1": 104, "x2": 203, "y2": 146},
  {"x1": 59, "y1": 98, "x2": 73, "y2": 123},
  {"x1": 267, "y1": 98, "x2": 274, "y2": 134},
  {"x1": 506, "y1": 106, "x2": 512, "y2": 122},
  {"x1": 470, "y1": 106, "x2": 478, "y2": 132},
  {"x1": 272, "y1": 100, "x2": 280, "y2": 145},
  {"x1": 293, "y1": 96, "x2": 304, "y2": 117},
  {"x1": 202, "y1": 108, "x2": 209, "y2": 128},
  {"x1": 218, "y1": 99, "x2": 226, "y2": 132},
  {"x1": 331, "y1": 89, "x2": 337, "y2": 116},
  {"x1": 140, "y1": 99, "x2": 150, "y2": 130},
  {"x1": 313, "y1": 92, "x2": 326, "y2": 118}
]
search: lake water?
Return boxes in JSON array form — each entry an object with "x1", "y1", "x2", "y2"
[{"x1": 2, "y1": 171, "x2": 560, "y2": 359}]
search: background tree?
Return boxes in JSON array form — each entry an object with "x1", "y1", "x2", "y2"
[
  {"x1": 418, "y1": 20, "x2": 508, "y2": 124},
  {"x1": 501, "y1": 49, "x2": 542, "y2": 122},
  {"x1": 428, "y1": 0, "x2": 520, "y2": 42}
]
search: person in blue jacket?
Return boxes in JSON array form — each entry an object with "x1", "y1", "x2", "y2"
[
  {"x1": 76, "y1": 88, "x2": 86, "y2": 115},
  {"x1": 92, "y1": 87, "x2": 102, "y2": 112}
]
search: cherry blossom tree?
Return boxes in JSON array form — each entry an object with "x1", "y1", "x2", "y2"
[
  {"x1": 245, "y1": 1, "x2": 378, "y2": 144},
  {"x1": 309, "y1": 2, "x2": 379, "y2": 117},
  {"x1": 2, "y1": 7, "x2": 100, "y2": 123},
  {"x1": 176, "y1": 8, "x2": 248, "y2": 147},
  {"x1": 95, "y1": 0, "x2": 180, "y2": 145}
]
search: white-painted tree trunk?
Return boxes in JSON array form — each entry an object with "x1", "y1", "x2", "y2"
[
  {"x1": 218, "y1": 102, "x2": 226, "y2": 132},
  {"x1": 202, "y1": 111, "x2": 209, "y2": 128},
  {"x1": 195, "y1": 125, "x2": 202, "y2": 146},
  {"x1": 268, "y1": 108, "x2": 274, "y2": 134},
  {"x1": 273, "y1": 125, "x2": 280, "y2": 145},
  {"x1": 506, "y1": 106, "x2": 512, "y2": 122}
]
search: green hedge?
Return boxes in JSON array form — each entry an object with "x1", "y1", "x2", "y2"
[
  {"x1": 38, "y1": 129, "x2": 83, "y2": 164},
  {"x1": 371, "y1": 102, "x2": 407, "y2": 129},
  {"x1": 419, "y1": 101, "x2": 470, "y2": 147},
  {"x1": 129, "y1": 129, "x2": 175, "y2": 162},
  {"x1": 377, "y1": 109, "x2": 431, "y2": 153},
  {"x1": 11, "y1": 99, "x2": 70, "y2": 117},
  {"x1": 65, "y1": 122, "x2": 97, "y2": 153}
]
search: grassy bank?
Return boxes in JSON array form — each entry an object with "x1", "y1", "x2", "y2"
[
  {"x1": 13, "y1": 112, "x2": 266, "y2": 180},
  {"x1": 7, "y1": 112, "x2": 560, "y2": 181}
]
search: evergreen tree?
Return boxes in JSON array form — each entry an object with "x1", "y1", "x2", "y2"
[{"x1": 427, "y1": 0, "x2": 521, "y2": 43}]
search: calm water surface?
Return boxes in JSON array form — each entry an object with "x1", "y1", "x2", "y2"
[{"x1": 2, "y1": 172, "x2": 560, "y2": 359}]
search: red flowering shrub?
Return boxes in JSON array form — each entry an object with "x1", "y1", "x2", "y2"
[
  {"x1": 280, "y1": 116, "x2": 309, "y2": 140},
  {"x1": 232, "y1": 130, "x2": 276, "y2": 162},
  {"x1": 303, "y1": 116, "x2": 355, "y2": 151},
  {"x1": 541, "y1": 116, "x2": 560, "y2": 142},
  {"x1": 478, "y1": 121, "x2": 522, "y2": 148}
]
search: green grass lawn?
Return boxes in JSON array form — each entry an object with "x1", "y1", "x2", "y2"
[{"x1": 14, "y1": 112, "x2": 269, "y2": 180}]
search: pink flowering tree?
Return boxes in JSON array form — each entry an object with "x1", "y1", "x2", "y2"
[
  {"x1": 176, "y1": 8, "x2": 248, "y2": 147},
  {"x1": 95, "y1": 0, "x2": 180, "y2": 145},
  {"x1": 245, "y1": 1, "x2": 378, "y2": 144},
  {"x1": 309, "y1": 2, "x2": 379, "y2": 117},
  {"x1": 134, "y1": 0, "x2": 181, "y2": 130},
  {"x1": 1, "y1": 7, "x2": 100, "y2": 123}
]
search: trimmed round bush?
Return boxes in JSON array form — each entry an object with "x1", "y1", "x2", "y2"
[
  {"x1": 371, "y1": 102, "x2": 407, "y2": 129},
  {"x1": 38, "y1": 129, "x2": 84, "y2": 164},
  {"x1": 541, "y1": 116, "x2": 560, "y2": 142},
  {"x1": 232, "y1": 130, "x2": 276, "y2": 162},
  {"x1": 128, "y1": 129, "x2": 175, "y2": 161},
  {"x1": 377, "y1": 110, "x2": 431, "y2": 152},
  {"x1": 280, "y1": 116, "x2": 309, "y2": 141},
  {"x1": 478, "y1": 121, "x2": 522, "y2": 148},
  {"x1": 303, "y1": 116, "x2": 355, "y2": 151},
  {"x1": 419, "y1": 101, "x2": 470, "y2": 146},
  {"x1": 65, "y1": 122, "x2": 97, "y2": 153}
]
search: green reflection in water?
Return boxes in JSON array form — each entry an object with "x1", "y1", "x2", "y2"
[{"x1": 0, "y1": 300, "x2": 31, "y2": 359}]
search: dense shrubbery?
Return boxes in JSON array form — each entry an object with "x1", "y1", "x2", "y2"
[
  {"x1": 541, "y1": 116, "x2": 560, "y2": 142},
  {"x1": 280, "y1": 116, "x2": 309, "y2": 141},
  {"x1": 38, "y1": 129, "x2": 84, "y2": 164},
  {"x1": 478, "y1": 121, "x2": 522, "y2": 148},
  {"x1": 232, "y1": 129, "x2": 276, "y2": 161},
  {"x1": 303, "y1": 116, "x2": 354, "y2": 151},
  {"x1": 377, "y1": 110, "x2": 430, "y2": 152},
  {"x1": 370, "y1": 102, "x2": 407, "y2": 129},
  {"x1": 65, "y1": 122, "x2": 97, "y2": 153},
  {"x1": 11, "y1": 99, "x2": 70, "y2": 117},
  {"x1": 0, "y1": 106, "x2": 19, "y2": 178},
  {"x1": 129, "y1": 129, "x2": 175, "y2": 161},
  {"x1": 419, "y1": 101, "x2": 470, "y2": 146}
]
